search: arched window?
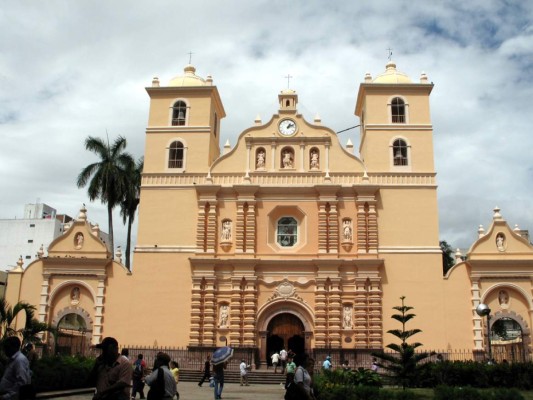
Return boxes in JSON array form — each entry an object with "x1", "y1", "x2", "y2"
[
  {"x1": 391, "y1": 97, "x2": 406, "y2": 123},
  {"x1": 277, "y1": 217, "x2": 298, "y2": 247},
  {"x1": 168, "y1": 141, "x2": 185, "y2": 168},
  {"x1": 392, "y1": 139, "x2": 408, "y2": 166},
  {"x1": 171, "y1": 101, "x2": 187, "y2": 126}
]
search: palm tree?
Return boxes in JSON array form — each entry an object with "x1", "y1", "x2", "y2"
[
  {"x1": 77, "y1": 135, "x2": 134, "y2": 256},
  {"x1": 120, "y1": 157, "x2": 143, "y2": 270},
  {"x1": 0, "y1": 297, "x2": 36, "y2": 340}
]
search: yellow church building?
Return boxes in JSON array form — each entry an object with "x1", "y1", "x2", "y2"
[{"x1": 5, "y1": 61, "x2": 533, "y2": 364}]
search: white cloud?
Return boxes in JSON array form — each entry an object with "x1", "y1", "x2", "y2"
[{"x1": 1, "y1": 1, "x2": 532, "y2": 268}]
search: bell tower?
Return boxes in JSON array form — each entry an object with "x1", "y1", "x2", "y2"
[
  {"x1": 354, "y1": 61, "x2": 434, "y2": 174},
  {"x1": 143, "y1": 64, "x2": 226, "y2": 175}
]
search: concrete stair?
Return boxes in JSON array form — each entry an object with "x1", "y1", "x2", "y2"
[{"x1": 179, "y1": 369, "x2": 287, "y2": 385}]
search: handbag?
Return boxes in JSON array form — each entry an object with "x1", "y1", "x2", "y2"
[{"x1": 147, "y1": 368, "x2": 165, "y2": 400}]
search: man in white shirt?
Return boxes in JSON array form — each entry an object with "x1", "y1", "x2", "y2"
[
  {"x1": 279, "y1": 349, "x2": 287, "y2": 373},
  {"x1": 271, "y1": 352, "x2": 280, "y2": 373},
  {"x1": 239, "y1": 359, "x2": 249, "y2": 386}
]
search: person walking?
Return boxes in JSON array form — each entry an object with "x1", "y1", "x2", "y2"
[
  {"x1": 271, "y1": 351, "x2": 280, "y2": 373},
  {"x1": 322, "y1": 355, "x2": 332, "y2": 370},
  {"x1": 145, "y1": 352, "x2": 176, "y2": 400},
  {"x1": 0, "y1": 336, "x2": 32, "y2": 400},
  {"x1": 212, "y1": 361, "x2": 227, "y2": 400},
  {"x1": 88, "y1": 337, "x2": 132, "y2": 400},
  {"x1": 198, "y1": 355, "x2": 211, "y2": 387},
  {"x1": 279, "y1": 348, "x2": 287, "y2": 373},
  {"x1": 131, "y1": 354, "x2": 147, "y2": 399},
  {"x1": 239, "y1": 359, "x2": 249, "y2": 386},
  {"x1": 170, "y1": 361, "x2": 180, "y2": 399}
]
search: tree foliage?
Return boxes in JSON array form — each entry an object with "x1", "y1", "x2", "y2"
[
  {"x1": 77, "y1": 135, "x2": 134, "y2": 256},
  {"x1": 372, "y1": 296, "x2": 434, "y2": 389},
  {"x1": 440, "y1": 240, "x2": 455, "y2": 274},
  {"x1": 120, "y1": 156, "x2": 143, "y2": 270},
  {"x1": 0, "y1": 297, "x2": 55, "y2": 349}
]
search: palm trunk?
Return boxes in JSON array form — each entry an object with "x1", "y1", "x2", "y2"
[
  {"x1": 108, "y1": 204, "x2": 114, "y2": 256},
  {"x1": 125, "y1": 216, "x2": 132, "y2": 270}
]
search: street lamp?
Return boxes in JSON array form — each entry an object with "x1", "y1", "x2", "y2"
[{"x1": 476, "y1": 303, "x2": 492, "y2": 363}]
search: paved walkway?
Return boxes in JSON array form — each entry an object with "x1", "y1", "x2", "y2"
[{"x1": 47, "y1": 382, "x2": 286, "y2": 399}]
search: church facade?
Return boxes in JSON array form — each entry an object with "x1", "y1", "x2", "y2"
[{"x1": 5, "y1": 61, "x2": 533, "y2": 364}]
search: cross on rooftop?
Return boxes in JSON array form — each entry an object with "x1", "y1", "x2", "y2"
[
  {"x1": 285, "y1": 74, "x2": 293, "y2": 89},
  {"x1": 188, "y1": 51, "x2": 194, "y2": 64},
  {"x1": 387, "y1": 47, "x2": 393, "y2": 61}
]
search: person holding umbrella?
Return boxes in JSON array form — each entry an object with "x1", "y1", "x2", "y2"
[{"x1": 211, "y1": 347, "x2": 233, "y2": 400}]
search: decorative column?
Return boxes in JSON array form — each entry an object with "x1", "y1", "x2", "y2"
[
  {"x1": 367, "y1": 277, "x2": 383, "y2": 348},
  {"x1": 318, "y1": 202, "x2": 329, "y2": 254},
  {"x1": 356, "y1": 193, "x2": 379, "y2": 254},
  {"x1": 324, "y1": 142, "x2": 331, "y2": 181},
  {"x1": 189, "y1": 277, "x2": 203, "y2": 346},
  {"x1": 328, "y1": 279, "x2": 342, "y2": 347},
  {"x1": 243, "y1": 278, "x2": 257, "y2": 346},
  {"x1": 93, "y1": 276, "x2": 106, "y2": 344},
  {"x1": 328, "y1": 203, "x2": 339, "y2": 254},
  {"x1": 299, "y1": 142, "x2": 305, "y2": 172},
  {"x1": 314, "y1": 279, "x2": 327, "y2": 347},
  {"x1": 229, "y1": 278, "x2": 244, "y2": 345},
  {"x1": 245, "y1": 142, "x2": 251, "y2": 180},
  {"x1": 202, "y1": 277, "x2": 217, "y2": 346},
  {"x1": 353, "y1": 278, "x2": 368, "y2": 348},
  {"x1": 270, "y1": 140, "x2": 277, "y2": 170},
  {"x1": 472, "y1": 280, "x2": 484, "y2": 350},
  {"x1": 39, "y1": 274, "x2": 51, "y2": 323}
]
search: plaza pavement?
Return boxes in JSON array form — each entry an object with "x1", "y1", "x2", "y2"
[{"x1": 45, "y1": 381, "x2": 287, "y2": 399}]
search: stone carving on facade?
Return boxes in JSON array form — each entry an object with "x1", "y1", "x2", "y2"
[
  {"x1": 221, "y1": 220, "x2": 232, "y2": 242},
  {"x1": 496, "y1": 233, "x2": 505, "y2": 252},
  {"x1": 310, "y1": 150, "x2": 319, "y2": 170},
  {"x1": 70, "y1": 287, "x2": 80, "y2": 305},
  {"x1": 282, "y1": 150, "x2": 293, "y2": 169},
  {"x1": 342, "y1": 219, "x2": 353, "y2": 242},
  {"x1": 74, "y1": 233, "x2": 84, "y2": 249},
  {"x1": 219, "y1": 305, "x2": 229, "y2": 328},
  {"x1": 256, "y1": 150, "x2": 266, "y2": 169},
  {"x1": 343, "y1": 306, "x2": 353, "y2": 329},
  {"x1": 266, "y1": 280, "x2": 306, "y2": 303},
  {"x1": 498, "y1": 290, "x2": 509, "y2": 308}
]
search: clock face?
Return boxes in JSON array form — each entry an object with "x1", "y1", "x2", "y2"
[{"x1": 278, "y1": 119, "x2": 297, "y2": 136}]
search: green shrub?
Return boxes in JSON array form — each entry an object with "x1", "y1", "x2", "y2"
[{"x1": 32, "y1": 355, "x2": 95, "y2": 392}]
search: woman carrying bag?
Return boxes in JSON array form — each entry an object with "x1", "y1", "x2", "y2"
[{"x1": 145, "y1": 352, "x2": 177, "y2": 400}]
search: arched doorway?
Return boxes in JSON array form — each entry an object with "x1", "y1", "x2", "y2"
[
  {"x1": 266, "y1": 313, "x2": 305, "y2": 364},
  {"x1": 491, "y1": 317, "x2": 526, "y2": 362},
  {"x1": 56, "y1": 313, "x2": 89, "y2": 356}
]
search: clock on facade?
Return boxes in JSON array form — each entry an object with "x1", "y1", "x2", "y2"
[{"x1": 278, "y1": 119, "x2": 297, "y2": 136}]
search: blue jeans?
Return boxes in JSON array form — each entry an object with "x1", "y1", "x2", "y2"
[{"x1": 213, "y1": 375, "x2": 224, "y2": 399}]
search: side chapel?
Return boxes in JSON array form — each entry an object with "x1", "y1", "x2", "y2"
[{"x1": 5, "y1": 61, "x2": 533, "y2": 363}]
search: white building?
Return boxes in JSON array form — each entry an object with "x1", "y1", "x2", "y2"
[{"x1": 0, "y1": 203, "x2": 72, "y2": 271}]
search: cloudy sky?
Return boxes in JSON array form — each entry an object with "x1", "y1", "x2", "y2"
[{"x1": 1, "y1": 1, "x2": 532, "y2": 266}]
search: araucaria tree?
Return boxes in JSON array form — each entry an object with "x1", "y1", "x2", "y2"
[
  {"x1": 372, "y1": 296, "x2": 433, "y2": 389},
  {"x1": 77, "y1": 135, "x2": 134, "y2": 256}
]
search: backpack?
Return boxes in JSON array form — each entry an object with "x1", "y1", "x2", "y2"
[{"x1": 133, "y1": 360, "x2": 144, "y2": 379}]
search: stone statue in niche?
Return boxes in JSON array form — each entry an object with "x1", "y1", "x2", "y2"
[
  {"x1": 219, "y1": 305, "x2": 229, "y2": 327},
  {"x1": 496, "y1": 233, "x2": 505, "y2": 252},
  {"x1": 310, "y1": 151, "x2": 319, "y2": 169},
  {"x1": 75, "y1": 233, "x2": 84, "y2": 249},
  {"x1": 256, "y1": 151, "x2": 265, "y2": 169},
  {"x1": 221, "y1": 220, "x2": 232, "y2": 241},
  {"x1": 282, "y1": 151, "x2": 293, "y2": 168},
  {"x1": 343, "y1": 220, "x2": 353, "y2": 242},
  {"x1": 343, "y1": 306, "x2": 352, "y2": 329},
  {"x1": 71, "y1": 287, "x2": 80, "y2": 305},
  {"x1": 498, "y1": 290, "x2": 509, "y2": 306}
]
